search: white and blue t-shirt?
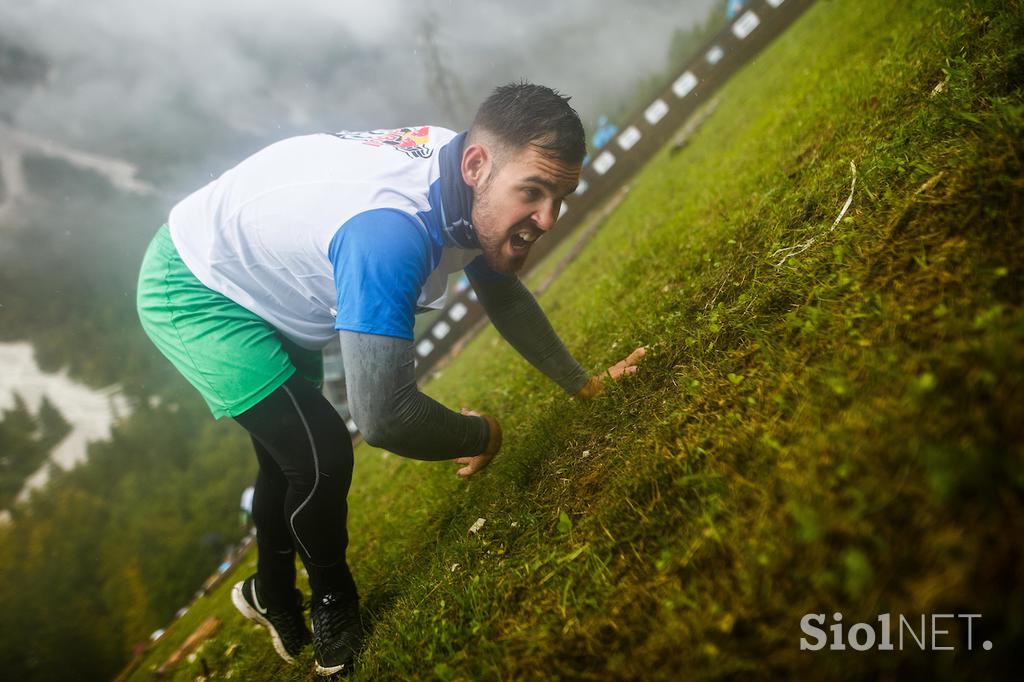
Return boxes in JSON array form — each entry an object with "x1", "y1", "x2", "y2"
[{"x1": 168, "y1": 126, "x2": 480, "y2": 349}]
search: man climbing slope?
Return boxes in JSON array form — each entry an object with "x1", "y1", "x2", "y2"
[{"x1": 137, "y1": 82, "x2": 644, "y2": 675}]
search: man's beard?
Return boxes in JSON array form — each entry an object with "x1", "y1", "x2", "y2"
[
  {"x1": 477, "y1": 227, "x2": 528, "y2": 275},
  {"x1": 473, "y1": 185, "x2": 529, "y2": 275}
]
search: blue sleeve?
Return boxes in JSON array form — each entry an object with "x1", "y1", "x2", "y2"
[{"x1": 329, "y1": 209, "x2": 432, "y2": 341}]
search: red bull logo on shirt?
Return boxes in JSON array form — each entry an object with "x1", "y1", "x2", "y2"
[{"x1": 331, "y1": 127, "x2": 434, "y2": 159}]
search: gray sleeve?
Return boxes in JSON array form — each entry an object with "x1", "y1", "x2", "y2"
[
  {"x1": 339, "y1": 330, "x2": 489, "y2": 460},
  {"x1": 466, "y1": 267, "x2": 590, "y2": 395}
]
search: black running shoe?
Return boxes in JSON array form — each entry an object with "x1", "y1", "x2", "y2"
[
  {"x1": 231, "y1": 574, "x2": 311, "y2": 664},
  {"x1": 310, "y1": 592, "x2": 363, "y2": 676}
]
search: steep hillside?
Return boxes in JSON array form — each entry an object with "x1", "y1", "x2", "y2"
[{"x1": 130, "y1": 0, "x2": 1022, "y2": 679}]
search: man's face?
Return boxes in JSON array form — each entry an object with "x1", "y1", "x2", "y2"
[{"x1": 467, "y1": 144, "x2": 581, "y2": 275}]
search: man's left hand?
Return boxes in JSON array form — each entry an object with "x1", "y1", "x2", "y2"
[{"x1": 576, "y1": 346, "x2": 646, "y2": 399}]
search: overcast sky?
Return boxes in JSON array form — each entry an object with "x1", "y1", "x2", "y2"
[{"x1": 2, "y1": 0, "x2": 717, "y2": 191}]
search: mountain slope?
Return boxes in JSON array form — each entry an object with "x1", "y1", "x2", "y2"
[{"x1": 129, "y1": 0, "x2": 1023, "y2": 679}]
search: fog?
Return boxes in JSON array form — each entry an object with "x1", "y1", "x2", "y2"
[{"x1": 2, "y1": 0, "x2": 716, "y2": 194}]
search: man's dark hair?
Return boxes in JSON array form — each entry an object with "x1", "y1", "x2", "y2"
[{"x1": 469, "y1": 81, "x2": 586, "y2": 166}]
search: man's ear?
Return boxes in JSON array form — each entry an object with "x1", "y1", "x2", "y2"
[{"x1": 461, "y1": 143, "x2": 490, "y2": 188}]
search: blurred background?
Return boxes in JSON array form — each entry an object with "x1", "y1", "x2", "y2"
[{"x1": 0, "y1": 1, "x2": 730, "y2": 678}]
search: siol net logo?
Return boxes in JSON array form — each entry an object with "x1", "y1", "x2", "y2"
[{"x1": 800, "y1": 612, "x2": 992, "y2": 652}]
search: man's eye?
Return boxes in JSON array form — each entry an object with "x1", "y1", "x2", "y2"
[{"x1": 523, "y1": 188, "x2": 541, "y2": 200}]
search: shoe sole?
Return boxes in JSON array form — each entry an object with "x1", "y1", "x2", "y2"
[
  {"x1": 231, "y1": 581, "x2": 297, "y2": 665},
  {"x1": 314, "y1": 660, "x2": 350, "y2": 676},
  {"x1": 311, "y1": 622, "x2": 352, "y2": 676}
]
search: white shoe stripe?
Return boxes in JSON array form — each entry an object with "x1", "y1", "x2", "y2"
[
  {"x1": 232, "y1": 581, "x2": 297, "y2": 664},
  {"x1": 250, "y1": 580, "x2": 268, "y2": 615}
]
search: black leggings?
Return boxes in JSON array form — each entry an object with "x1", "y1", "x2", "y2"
[{"x1": 235, "y1": 373, "x2": 356, "y2": 608}]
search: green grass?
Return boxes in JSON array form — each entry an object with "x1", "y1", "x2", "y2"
[{"x1": 130, "y1": 0, "x2": 1023, "y2": 678}]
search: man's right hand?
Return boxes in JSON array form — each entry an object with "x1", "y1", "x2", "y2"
[{"x1": 455, "y1": 410, "x2": 502, "y2": 477}]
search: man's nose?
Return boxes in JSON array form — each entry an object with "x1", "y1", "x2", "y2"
[{"x1": 533, "y1": 202, "x2": 558, "y2": 232}]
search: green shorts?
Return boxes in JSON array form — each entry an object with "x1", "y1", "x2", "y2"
[{"x1": 136, "y1": 225, "x2": 323, "y2": 419}]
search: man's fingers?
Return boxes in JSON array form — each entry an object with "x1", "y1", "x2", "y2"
[
  {"x1": 455, "y1": 450, "x2": 497, "y2": 477},
  {"x1": 616, "y1": 346, "x2": 646, "y2": 371},
  {"x1": 626, "y1": 346, "x2": 647, "y2": 364},
  {"x1": 457, "y1": 460, "x2": 482, "y2": 477},
  {"x1": 606, "y1": 346, "x2": 647, "y2": 380}
]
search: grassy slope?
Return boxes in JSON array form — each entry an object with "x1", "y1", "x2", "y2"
[{"x1": 132, "y1": 0, "x2": 1023, "y2": 679}]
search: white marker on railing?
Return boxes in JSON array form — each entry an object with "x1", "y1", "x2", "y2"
[
  {"x1": 645, "y1": 99, "x2": 669, "y2": 125},
  {"x1": 593, "y1": 150, "x2": 616, "y2": 175},
  {"x1": 416, "y1": 339, "x2": 434, "y2": 357},
  {"x1": 672, "y1": 72, "x2": 698, "y2": 98},
  {"x1": 617, "y1": 126, "x2": 642, "y2": 151},
  {"x1": 732, "y1": 11, "x2": 761, "y2": 40}
]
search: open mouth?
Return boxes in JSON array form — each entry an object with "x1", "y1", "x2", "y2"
[{"x1": 510, "y1": 229, "x2": 540, "y2": 251}]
